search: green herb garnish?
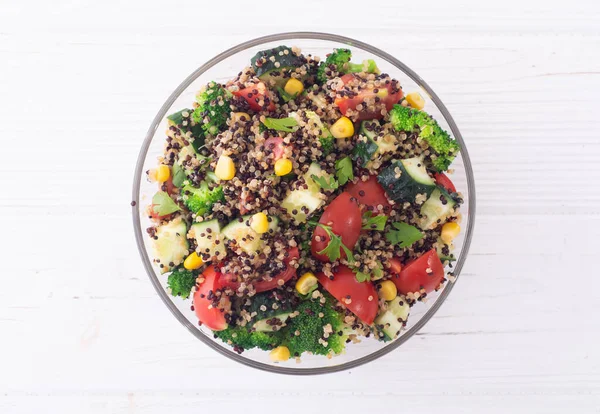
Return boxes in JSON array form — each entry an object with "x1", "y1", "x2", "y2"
[
  {"x1": 385, "y1": 222, "x2": 423, "y2": 248},
  {"x1": 262, "y1": 117, "x2": 298, "y2": 132},
  {"x1": 152, "y1": 191, "x2": 181, "y2": 216},
  {"x1": 171, "y1": 163, "x2": 186, "y2": 187},
  {"x1": 362, "y1": 212, "x2": 387, "y2": 231},
  {"x1": 335, "y1": 156, "x2": 354, "y2": 185},
  {"x1": 277, "y1": 87, "x2": 298, "y2": 103},
  {"x1": 311, "y1": 174, "x2": 339, "y2": 191},
  {"x1": 317, "y1": 224, "x2": 355, "y2": 263}
]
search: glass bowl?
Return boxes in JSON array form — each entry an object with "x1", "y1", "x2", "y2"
[{"x1": 132, "y1": 32, "x2": 476, "y2": 375}]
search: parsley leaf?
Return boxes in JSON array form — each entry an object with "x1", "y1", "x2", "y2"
[
  {"x1": 352, "y1": 137, "x2": 379, "y2": 167},
  {"x1": 171, "y1": 162, "x2": 187, "y2": 187},
  {"x1": 152, "y1": 191, "x2": 181, "y2": 216},
  {"x1": 335, "y1": 156, "x2": 354, "y2": 185},
  {"x1": 385, "y1": 222, "x2": 423, "y2": 248},
  {"x1": 262, "y1": 117, "x2": 298, "y2": 132},
  {"x1": 362, "y1": 212, "x2": 388, "y2": 231},
  {"x1": 352, "y1": 261, "x2": 384, "y2": 283},
  {"x1": 311, "y1": 174, "x2": 339, "y2": 191},
  {"x1": 317, "y1": 224, "x2": 355, "y2": 264}
]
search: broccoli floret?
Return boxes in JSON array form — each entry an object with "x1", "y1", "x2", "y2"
[
  {"x1": 182, "y1": 181, "x2": 224, "y2": 216},
  {"x1": 192, "y1": 82, "x2": 232, "y2": 136},
  {"x1": 317, "y1": 48, "x2": 379, "y2": 83},
  {"x1": 214, "y1": 326, "x2": 283, "y2": 352},
  {"x1": 167, "y1": 268, "x2": 196, "y2": 299},
  {"x1": 283, "y1": 296, "x2": 346, "y2": 357},
  {"x1": 388, "y1": 104, "x2": 460, "y2": 171},
  {"x1": 319, "y1": 136, "x2": 335, "y2": 155}
]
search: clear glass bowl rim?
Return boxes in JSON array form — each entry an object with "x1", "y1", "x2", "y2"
[{"x1": 131, "y1": 31, "x2": 476, "y2": 375}]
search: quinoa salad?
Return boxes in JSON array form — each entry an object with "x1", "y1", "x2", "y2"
[{"x1": 144, "y1": 45, "x2": 463, "y2": 362}]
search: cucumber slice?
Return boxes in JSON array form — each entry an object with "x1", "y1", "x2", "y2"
[
  {"x1": 419, "y1": 187, "x2": 457, "y2": 230},
  {"x1": 281, "y1": 189, "x2": 323, "y2": 224},
  {"x1": 253, "y1": 313, "x2": 293, "y2": 332},
  {"x1": 359, "y1": 120, "x2": 379, "y2": 140},
  {"x1": 152, "y1": 218, "x2": 189, "y2": 274},
  {"x1": 281, "y1": 163, "x2": 327, "y2": 223},
  {"x1": 250, "y1": 46, "x2": 304, "y2": 87},
  {"x1": 401, "y1": 157, "x2": 436, "y2": 186},
  {"x1": 374, "y1": 296, "x2": 410, "y2": 340},
  {"x1": 378, "y1": 156, "x2": 436, "y2": 203},
  {"x1": 190, "y1": 219, "x2": 226, "y2": 261},
  {"x1": 222, "y1": 215, "x2": 279, "y2": 256}
]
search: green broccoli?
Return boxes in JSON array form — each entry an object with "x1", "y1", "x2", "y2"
[
  {"x1": 192, "y1": 82, "x2": 232, "y2": 136},
  {"x1": 167, "y1": 268, "x2": 196, "y2": 299},
  {"x1": 388, "y1": 104, "x2": 460, "y2": 171},
  {"x1": 319, "y1": 136, "x2": 334, "y2": 155},
  {"x1": 283, "y1": 296, "x2": 347, "y2": 357},
  {"x1": 317, "y1": 48, "x2": 379, "y2": 83},
  {"x1": 214, "y1": 326, "x2": 283, "y2": 351},
  {"x1": 182, "y1": 181, "x2": 224, "y2": 216}
]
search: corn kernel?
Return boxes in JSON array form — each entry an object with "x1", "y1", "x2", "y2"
[
  {"x1": 296, "y1": 272, "x2": 318, "y2": 295},
  {"x1": 231, "y1": 112, "x2": 251, "y2": 123},
  {"x1": 250, "y1": 212, "x2": 269, "y2": 234},
  {"x1": 284, "y1": 78, "x2": 304, "y2": 96},
  {"x1": 441, "y1": 222, "x2": 461, "y2": 243},
  {"x1": 215, "y1": 155, "x2": 235, "y2": 180},
  {"x1": 330, "y1": 116, "x2": 354, "y2": 139},
  {"x1": 405, "y1": 92, "x2": 425, "y2": 110},
  {"x1": 184, "y1": 252, "x2": 203, "y2": 270},
  {"x1": 378, "y1": 280, "x2": 398, "y2": 301},
  {"x1": 274, "y1": 158, "x2": 293, "y2": 176},
  {"x1": 156, "y1": 165, "x2": 171, "y2": 183},
  {"x1": 269, "y1": 346, "x2": 291, "y2": 362}
]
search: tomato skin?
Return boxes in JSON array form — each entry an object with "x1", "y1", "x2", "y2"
[
  {"x1": 317, "y1": 265, "x2": 378, "y2": 325},
  {"x1": 391, "y1": 250, "x2": 445, "y2": 294},
  {"x1": 311, "y1": 192, "x2": 362, "y2": 262},
  {"x1": 345, "y1": 176, "x2": 391, "y2": 215},
  {"x1": 389, "y1": 258, "x2": 402, "y2": 275},
  {"x1": 264, "y1": 137, "x2": 285, "y2": 161},
  {"x1": 334, "y1": 74, "x2": 403, "y2": 120},
  {"x1": 252, "y1": 247, "x2": 299, "y2": 292},
  {"x1": 433, "y1": 173, "x2": 456, "y2": 193},
  {"x1": 232, "y1": 82, "x2": 275, "y2": 112},
  {"x1": 193, "y1": 265, "x2": 229, "y2": 331},
  {"x1": 220, "y1": 248, "x2": 300, "y2": 292}
]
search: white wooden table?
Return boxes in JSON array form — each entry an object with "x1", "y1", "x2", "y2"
[{"x1": 2, "y1": 0, "x2": 599, "y2": 412}]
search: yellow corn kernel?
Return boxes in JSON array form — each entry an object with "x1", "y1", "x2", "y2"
[
  {"x1": 405, "y1": 92, "x2": 425, "y2": 110},
  {"x1": 231, "y1": 112, "x2": 251, "y2": 123},
  {"x1": 330, "y1": 116, "x2": 354, "y2": 139},
  {"x1": 378, "y1": 280, "x2": 398, "y2": 301},
  {"x1": 284, "y1": 78, "x2": 304, "y2": 96},
  {"x1": 250, "y1": 212, "x2": 269, "y2": 234},
  {"x1": 296, "y1": 272, "x2": 318, "y2": 295},
  {"x1": 269, "y1": 346, "x2": 291, "y2": 362},
  {"x1": 184, "y1": 252, "x2": 203, "y2": 270},
  {"x1": 441, "y1": 222, "x2": 461, "y2": 243},
  {"x1": 214, "y1": 155, "x2": 235, "y2": 180},
  {"x1": 274, "y1": 158, "x2": 293, "y2": 176},
  {"x1": 156, "y1": 165, "x2": 171, "y2": 183}
]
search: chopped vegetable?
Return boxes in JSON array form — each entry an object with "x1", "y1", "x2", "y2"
[
  {"x1": 151, "y1": 191, "x2": 180, "y2": 216},
  {"x1": 262, "y1": 117, "x2": 298, "y2": 132},
  {"x1": 167, "y1": 268, "x2": 196, "y2": 299},
  {"x1": 385, "y1": 222, "x2": 424, "y2": 248}
]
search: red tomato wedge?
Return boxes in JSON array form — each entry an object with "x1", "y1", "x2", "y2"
[
  {"x1": 345, "y1": 175, "x2": 391, "y2": 215},
  {"x1": 264, "y1": 137, "x2": 285, "y2": 161},
  {"x1": 391, "y1": 250, "x2": 445, "y2": 294},
  {"x1": 220, "y1": 248, "x2": 300, "y2": 293},
  {"x1": 317, "y1": 265, "x2": 378, "y2": 325},
  {"x1": 193, "y1": 265, "x2": 229, "y2": 331},
  {"x1": 334, "y1": 74, "x2": 403, "y2": 121},
  {"x1": 311, "y1": 192, "x2": 362, "y2": 262},
  {"x1": 388, "y1": 258, "x2": 402, "y2": 275},
  {"x1": 232, "y1": 82, "x2": 275, "y2": 112},
  {"x1": 433, "y1": 173, "x2": 456, "y2": 193},
  {"x1": 252, "y1": 247, "x2": 300, "y2": 292}
]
